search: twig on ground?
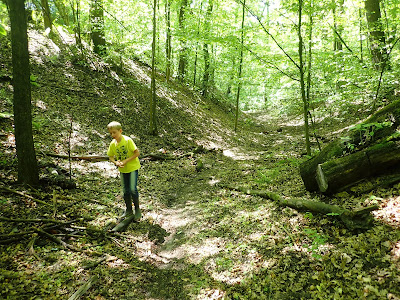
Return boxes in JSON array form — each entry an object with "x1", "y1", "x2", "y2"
[
  {"x1": 0, "y1": 185, "x2": 51, "y2": 206},
  {"x1": 68, "y1": 275, "x2": 99, "y2": 300}
]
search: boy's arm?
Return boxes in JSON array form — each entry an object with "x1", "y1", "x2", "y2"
[
  {"x1": 120, "y1": 149, "x2": 140, "y2": 166},
  {"x1": 109, "y1": 156, "x2": 122, "y2": 167}
]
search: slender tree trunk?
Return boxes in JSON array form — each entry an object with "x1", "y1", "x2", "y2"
[
  {"x1": 359, "y1": 8, "x2": 364, "y2": 62},
  {"x1": 298, "y1": 0, "x2": 311, "y2": 156},
  {"x1": 7, "y1": 0, "x2": 39, "y2": 185},
  {"x1": 177, "y1": 0, "x2": 189, "y2": 81},
  {"x1": 364, "y1": 0, "x2": 386, "y2": 69},
  {"x1": 40, "y1": 0, "x2": 52, "y2": 31},
  {"x1": 150, "y1": 0, "x2": 158, "y2": 136},
  {"x1": 193, "y1": 1, "x2": 204, "y2": 87},
  {"x1": 234, "y1": 0, "x2": 245, "y2": 132},
  {"x1": 332, "y1": 0, "x2": 344, "y2": 51},
  {"x1": 306, "y1": 1, "x2": 313, "y2": 104},
  {"x1": 71, "y1": 0, "x2": 83, "y2": 52},
  {"x1": 201, "y1": 0, "x2": 213, "y2": 98},
  {"x1": 90, "y1": 0, "x2": 106, "y2": 56},
  {"x1": 165, "y1": 0, "x2": 172, "y2": 81}
]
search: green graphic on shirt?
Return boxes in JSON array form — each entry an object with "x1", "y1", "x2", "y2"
[{"x1": 116, "y1": 145, "x2": 128, "y2": 161}]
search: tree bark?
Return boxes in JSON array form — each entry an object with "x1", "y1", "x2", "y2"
[
  {"x1": 364, "y1": 0, "x2": 386, "y2": 69},
  {"x1": 201, "y1": 0, "x2": 213, "y2": 98},
  {"x1": 300, "y1": 99, "x2": 400, "y2": 192},
  {"x1": 316, "y1": 141, "x2": 400, "y2": 194},
  {"x1": 8, "y1": 0, "x2": 39, "y2": 185},
  {"x1": 40, "y1": 0, "x2": 52, "y2": 31},
  {"x1": 165, "y1": 0, "x2": 172, "y2": 81},
  {"x1": 298, "y1": 0, "x2": 311, "y2": 156},
  {"x1": 234, "y1": 0, "x2": 245, "y2": 132},
  {"x1": 90, "y1": 0, "x2": 106, "y2": 56},
  {"x1": 177, "y1": 0, "x2": 189, "y2": 81},
  {"x1": 150, "y1": 0, "x2": 158, "y2": 136}
]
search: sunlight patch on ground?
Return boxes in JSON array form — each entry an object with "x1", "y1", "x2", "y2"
[
  {"x1": 146, "y1": 206, "x2": 196, "y2": 231},
  {"x1": 105, "y1": 256, "x2": 131, "y2": 270},
  {"x1": 28, "y1": 29, "x2": 60, "y2": 64},
  {"x1": 35, "y1": 100, "x2": 47, "y2": 110},
  {"x1": 223, "y1": 148, "x2": 260, "y2": 160},
  {"x1": 124, "y1": 60, "x2": 151, "y2": 87},
  {"x1": 196, "y1": 288, "x2": 226, "y2": 299},
  {"x1": 373, "y1": 196, "x2": 400, "y2": 229},
  {"x1": 159, "y1": 237, "x2": 225, "y2": 264},
  {"x1": 392, "y1": 241, "x2": 400, "y2": 260}
]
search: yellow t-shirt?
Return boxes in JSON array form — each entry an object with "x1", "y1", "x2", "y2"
[{"x1": 107, "y1": 135, "x2": 141, "y2": 173}]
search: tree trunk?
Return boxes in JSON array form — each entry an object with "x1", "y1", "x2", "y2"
[
  {"x1": 201, "y1": 0, "x2": 213, "y2": 98},
  {"x1": 364, "y1": 0, "x2": 386, "y2": 69},
  {"x1": 316, "y1": 141, "x2": 400, "y2": 194},
  {"x1": 150, "y1": 0, "x2": 158, "y2": 136},
  {"x1": 71, "y1": 0, "x2": 83, "y2": 52},
  {"x1": 234, "y1": 0, "x2": 245, "y2": 132},
  {"x1": 7, "y1": 0, "x2": 39, "y2": 186},
  {"x1": 332, "y1": 0, "x2": 344, "y2": 51},
  {"x1": 40, "y1": 0, "x2": 52, "y2": 31},
  {"x1": 165, "y1": 0, "x2": 172, "y2": 82},
  {"x1": 90, "y1": 0, "x2": 106, "y2": 56},
  {"x1": 177, "y1": 0, "x2": 189, "y2": 81},
  {"x1": 298, "y1": 0, "x2": 311, "y2": 155}
]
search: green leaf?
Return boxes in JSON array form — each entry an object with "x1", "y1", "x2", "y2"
[{"x1": 0, "y1": 24, "x2": 6, "y2": 36}]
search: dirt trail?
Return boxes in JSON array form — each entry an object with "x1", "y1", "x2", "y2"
[{"x1": 129, "y1": 113, "x2": 308, "y2": 284}]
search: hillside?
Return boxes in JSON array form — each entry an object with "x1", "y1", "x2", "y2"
[{"x1": 1, "y1": 30, "x2": 400, "y2": 300}]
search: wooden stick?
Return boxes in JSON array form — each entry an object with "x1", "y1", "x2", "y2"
[
  {"x1": 45, "y1": 153, "x2": 109, "y2": 162},
  {"x1": 0, "y1": 216, "x2": 80, "y2": 224},
  {"x1": 36, "y1": 228, "x2": 80, "y2": 252},
  {"x1": 0, "y1": 185, "x2": 50, "y2": 206},
  {"x1": 68, "y1": 275, "x2": 99, "y2": 300}
]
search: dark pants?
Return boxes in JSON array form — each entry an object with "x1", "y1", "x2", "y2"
[{"x1": 121, "y1": 170, "x2": 139, "y2": 211}]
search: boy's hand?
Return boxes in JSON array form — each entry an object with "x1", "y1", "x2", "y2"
[{"x1": 115, "y1": 161, "x2": 124, "y2": 168}]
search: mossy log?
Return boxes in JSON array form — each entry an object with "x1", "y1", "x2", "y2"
[
  {"x1": 300, "y1": 99, "x2": 400, "y2": 192},
  {"x1": 111, "y1": 215, "x2": 136, "y2": 232},
  {"x1": 316, "y1": 141, "x2": 400, "y2": 194},
  {"x1": 227, "y1": 186, "x2": 378, "y2": 230}
]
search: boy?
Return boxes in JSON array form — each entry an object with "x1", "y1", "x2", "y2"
[{"x1": 107, "y1": 121, "x2": 141, "y2": 221}]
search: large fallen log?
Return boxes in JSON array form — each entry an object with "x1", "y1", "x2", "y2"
[
  {"x1": 300, "y1": 99, "x2": 400, "y2": 192},
  {"x1": 226, "y1": 185, "x2": 378, "y2": 230},
  {"x1": 316, "y1": 141, "x2": 400, "y2": 194}
]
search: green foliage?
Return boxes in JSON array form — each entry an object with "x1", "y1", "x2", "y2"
[
  {"x1": 30, "y1": 75, "x2": 41, "y2": 87},
  {"x1": 341, "y1": 121, "x2": 393, "y2": 153},
  {"x1": 303, "y1": 227, "x2": 328, "y2": 259},
  {"x1": 32, "y1": 116, "x2": 48, "y2": 131},
  {"x1": 255, "y1": 168, "x2": 279, "y2": 184},
  {"x1": 0, "y1": 23, "x2": 6, "y2": 36}
]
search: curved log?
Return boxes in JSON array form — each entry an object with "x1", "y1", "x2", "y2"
[{"x1": 225, "y1": 185, "x2": 377, "y2": 230}]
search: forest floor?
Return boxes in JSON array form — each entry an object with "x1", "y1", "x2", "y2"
[{"x1": 1, "y1": 29, "x2": 400, "y2": 299}]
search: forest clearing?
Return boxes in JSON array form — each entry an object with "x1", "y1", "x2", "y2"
[{"x1": 1, "y1": 0, "x2": 400, "y2": 299}]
